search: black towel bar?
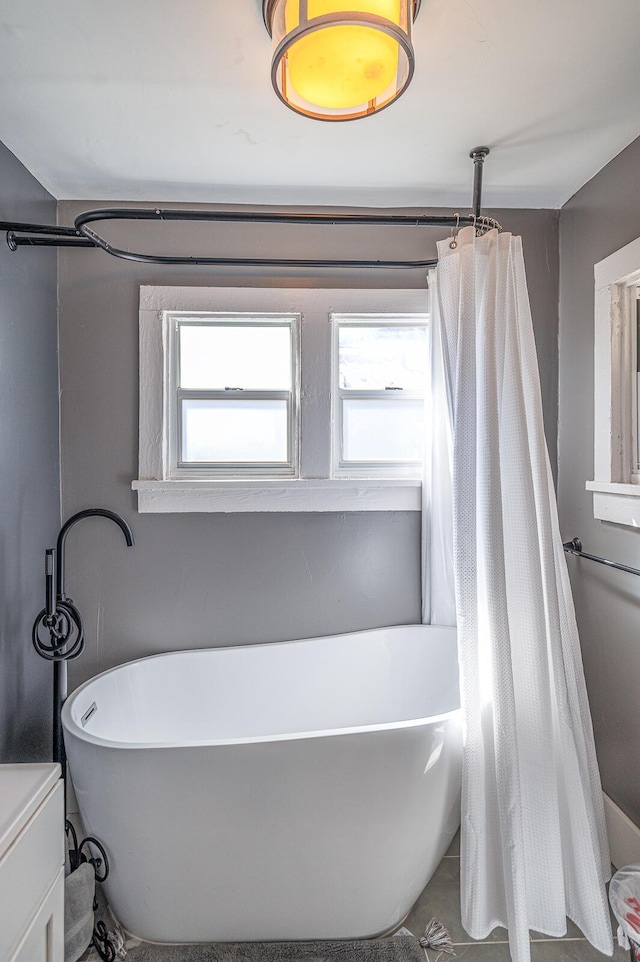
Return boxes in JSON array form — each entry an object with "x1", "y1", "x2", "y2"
[{"x1": 563, "y1": 538, "x2": 640, "y2": 578}]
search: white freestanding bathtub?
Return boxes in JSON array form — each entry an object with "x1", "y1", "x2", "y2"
[{"x1": 62, "y1": 625, "x2": 462, "y2": 944}]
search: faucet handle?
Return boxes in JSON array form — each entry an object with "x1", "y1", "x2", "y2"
[{"x1": 44, "y1": 549, "x2": 56, "y2": 622}]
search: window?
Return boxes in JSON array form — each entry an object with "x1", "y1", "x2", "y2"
[
  {"x1": 169, "y1": 315, "x2": 298, "y2": 478},
  {"x1": 635, "y1": 291, "x2": 640, "y2": 477},
  {"x1": 589, "y1": 236, "x2": 640, "y2": 525},
  {"x1": 135, "y1": 287, "x2": 429, "y2": 513},
  {"x1": 332, "y1": 316, "x2": 428, "y2": 477}
]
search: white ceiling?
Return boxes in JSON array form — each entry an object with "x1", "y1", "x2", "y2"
[{"x1": 0, "y1": 0, "x2": 639, "y2": 209}]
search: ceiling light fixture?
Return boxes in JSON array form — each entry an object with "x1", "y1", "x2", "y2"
[{"x1": 262, "y1": 0, "x2": 422, "y2": 121}]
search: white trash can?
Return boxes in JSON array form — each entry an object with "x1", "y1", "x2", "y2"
[{"x1": 610, "y1": 864, "x2": 640, "y2": 961}]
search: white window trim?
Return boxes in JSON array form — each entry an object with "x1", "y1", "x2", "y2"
[
  {"x1": 131, "y1": 478, "x2": 421, "y2": 513},
  {"x1": 589, "y1": 235, "x2": 640, "y2": 526},
  {"x1": 134, "y1": 286, "x2": 427, "y2": 513}
]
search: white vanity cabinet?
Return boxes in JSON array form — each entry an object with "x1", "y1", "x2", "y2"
[{"x1": 0, "y1": 764, "x2": 65, "y2": 962}]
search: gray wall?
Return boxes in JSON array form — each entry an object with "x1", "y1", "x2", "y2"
[
  {"x1": 57, "y1": 203, "x2": 558, "y2": 691},
  {"x1": 0, "y1": 142, "x2": 59, "y2": 761},
  {"x1": 559, "y1": 134, "x2": 640, "y2": 826}
]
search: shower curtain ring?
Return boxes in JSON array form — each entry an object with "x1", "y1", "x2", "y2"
[{"x1": 449, "y1": 213, "x2": 460, "y2": 249}]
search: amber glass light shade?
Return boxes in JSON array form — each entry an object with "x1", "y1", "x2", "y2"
[{"x1": 264, "y1": 0, "x2": 418, "y2": 121}]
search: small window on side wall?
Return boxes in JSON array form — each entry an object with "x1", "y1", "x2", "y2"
[
  {"x1": 332, "y1": 315, "x2": 429, "y2": 478},
  {"x1": 634, "y1": 290, "x2": 640, "y2": 478},
  {"x1": 589, "y1": 237, "x2": 640, "y2": 525},
  {"x1": 168, "y1": 314, "x2": 299, "y2": 478}
]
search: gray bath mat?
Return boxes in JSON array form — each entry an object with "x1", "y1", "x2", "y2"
[{"x1": 124, "y1": 936, "x2": 425, "y2": 961}]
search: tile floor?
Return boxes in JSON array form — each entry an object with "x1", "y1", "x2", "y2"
[
  {"x1": 78, "y1": 821, "x2": 631, "y2": 961},
  {"x1": 403, "y1": 834, "x2": 630, "y2": 961}
]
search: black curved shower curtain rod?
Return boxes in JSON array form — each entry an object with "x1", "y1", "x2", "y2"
[{"x1": 0, "y1": 147, "x2": 500, "y2": 271}]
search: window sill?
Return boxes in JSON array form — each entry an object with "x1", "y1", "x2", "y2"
[
  {"x1": 586, "y1": 481, "x2": 640, "y2": 526},
  {"x1": 132, "y1": 479, "x2": 422, "y2": 513}
]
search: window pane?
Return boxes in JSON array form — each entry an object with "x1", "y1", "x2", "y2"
[
  {"x1": 339, "y1": 324, "x2": 428, "y2": 390},
  {"x1": 342, "y1": 398, "x2": 424, "y2": 462},
  {"x1": 179, "y1": 324, "x2": 292, "y2": 390},
  {"x1": 182, "y1": 399, "x2": 289, "y2": 463}
]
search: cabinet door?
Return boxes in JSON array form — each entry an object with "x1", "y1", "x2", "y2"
[
  {"x1": 0, "y1": 780, "x2": 64, "y2": 960},
  {"x1": 10, "y1": 867, "x2": 64, "y2": 962}
]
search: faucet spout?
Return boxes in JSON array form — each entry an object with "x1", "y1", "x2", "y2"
[{"x1": 56, "y1": 507, "x2": 134, "y2": 599}]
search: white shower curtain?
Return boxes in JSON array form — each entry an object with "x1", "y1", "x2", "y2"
[{"x1": 422, "y1": 225, "x2": 613, "y2": 961}]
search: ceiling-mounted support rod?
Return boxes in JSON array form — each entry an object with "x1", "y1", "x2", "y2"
[
  {"x1": 1, "y1": 148, "x2": 500, "y2": 268},
  {"x1": 470, "y1": 146, "x2": 490, "y2": 219}
]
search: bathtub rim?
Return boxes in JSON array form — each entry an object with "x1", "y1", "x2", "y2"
[{"x1": 62, "y1": 623, "x2": 460, "y2": 752}]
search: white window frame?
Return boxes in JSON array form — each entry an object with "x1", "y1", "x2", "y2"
[
  {"x1": 133, "y1": 286, "x2": 427, "y2": 513},
  {"x1": 331, "y1": 314, "x2": 429, "y2": 479},
  {"x1": 633, "y1": 290, "x2": 640, "y2": 477},
  {"x1": 167, "y1": 313, "x2": 299, "y2": 479},
  {"x1": 588, "y1": 235, "x2": 640, "y2": 525}
]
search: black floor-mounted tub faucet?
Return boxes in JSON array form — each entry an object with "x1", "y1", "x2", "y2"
[{"x1": 32, "y1": 507, "x2": 134, "y2": 771}]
